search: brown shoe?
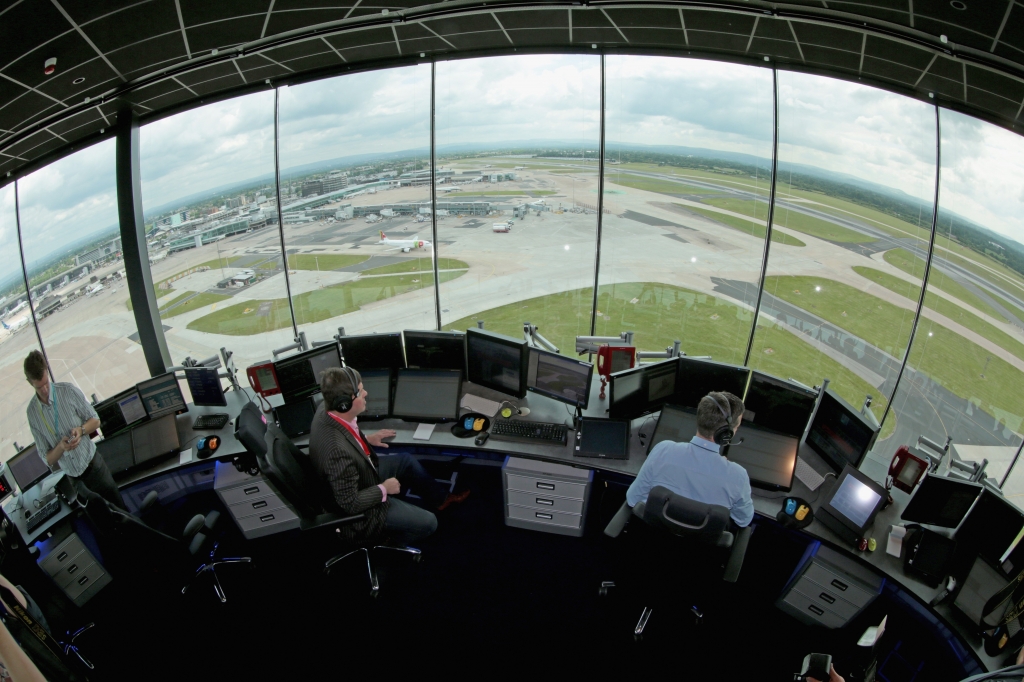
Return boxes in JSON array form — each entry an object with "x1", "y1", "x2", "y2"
[{"x1": 437, "y1": 489, "x2": 471, "y2": 511}]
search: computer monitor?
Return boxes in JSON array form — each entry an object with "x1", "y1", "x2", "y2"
[
  {"x1": 392, "y1": 369, "x2": 462, "y2": 422},
  {"x1": 96, "y1": 387, "x2": 148, "y2": 437},
  {"x1": 7, "y1": 445, "x2": 49, "y2": 492},
  {"x1": 96, "y1": 431, "x2": 134, "y2": 477},
  {"x1": 956, "y1": 489, "x2": 1024, "y2": 565},
  {"x1": 575, "y1": 418, "x2": 630, "y2": 459},
  {"x1": 805, "y1": 389, "x2": 878, "y2": 473},
  {"x1": 275, "y1": 398, "x2": 316, "y2": 439},
  {"x1": 184, "y1": 367, "x2": 227, "y2": 407},
  {"x1": 339, "y1": 333, "x2": 405, "y2": 372},
  {"x1": 359, "y1": 368, "x2": 393, "y2": 420},
  {"x1": 608, "y1": 359, "x2": 678, "y2": 420},
  {"x1": 818, "y1": 464, "x2": 888, "y2": 545},
  {"x1": 673, "y1": 357, "x2": 750, "y2": 411},
  {"x1": 901, "y1": 475, "x2": 982, "y2": 528},
  {"x1": 403, "y1": 330, "x2": 466, "y2": 375},
  {"x1": 136, "y1": 372, "x2": 188, "y2": 419},
  {"x1": 526, "y1": 348, "x2": 593, "y2": 409},
  {"x1": 465, "y1": 328, "x2": 527, "y2": 398},
  {"x1": 131, "y1": 414, "x2": 180, "y2": 466},
  {"x1": 273, "y1": 344, "x2": 342, "y2": 402},
  {"x1": 743, "y1": 372, "x2": 817, "y2": 438}
]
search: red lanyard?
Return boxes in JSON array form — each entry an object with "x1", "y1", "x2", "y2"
[{"x1": 328, "y1": 412, "x2": 370, "y2": 456}]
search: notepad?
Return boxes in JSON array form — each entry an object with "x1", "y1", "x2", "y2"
[
  {"x1": 887, "y1": 525, "x2": 908, "y2": 558},
  {"x1": 413, "y1": 423, "x2": 436, "y2": 441}
]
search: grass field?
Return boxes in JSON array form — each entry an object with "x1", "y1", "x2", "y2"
[
  {"x1": 775, "y1": 182, "x2": 933, "y2": 242},
  {"x1": 361, "y1": 258, "x2": 469, "y2": 276},
  {"x1": 686, "y1": 199, "x2": 805, "y2": 247},
  {"x1": 606, "y1": 174, "x2": 728, "y2": 197},
  {"x1": 450, "y1": 190, "x2": 558, "y2": 197},
  {"x1": 772, "y1": 205, "x2": 877, "y2": 244},
  {"x1": 287, "y1": 254, "x2": 369, "y2": 271},
  {"x1": 161, "y1": 292, "x2": 231, "y2": 318},
  {"x1": 932, "y1": 245, "x2": 1024, "y2": 309},
  {"x1": 883, "y1": 249, "x2": 1008, "y2": 321}
]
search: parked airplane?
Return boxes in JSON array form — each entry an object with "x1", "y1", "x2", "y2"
[
  {"x1": 2, "y1": 317, "x2": 28, "y2": 333},
  {"x1": 86, "y1": 283, "x2": 105, "y2": 297},
  {"x1": 377, "y1": 231, "x2": 432, "y2": 253}
]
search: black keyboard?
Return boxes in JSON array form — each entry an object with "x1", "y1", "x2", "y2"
[
  {"x1": 193, "y1": 413, "x2": 230, "y2": 430},
  {"x1": 26, "y1": 497, "x2": 61, "y2": 533},
  {"x1": 490, "y1": 419, "x2": 568, "y2": 446}
]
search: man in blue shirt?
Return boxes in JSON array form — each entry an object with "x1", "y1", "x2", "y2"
[{"x1": 626, "y1": 391, "x2": 753, "y2": 527}]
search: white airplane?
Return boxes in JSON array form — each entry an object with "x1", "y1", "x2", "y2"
[
  {"x1": 2, "y1": 318, "x2": 27, "y2": 333},
  {"x1": 86, "y1": 283, "x2": 105, "y2": 297},
  {"x1": 8, "y1": 300, "x2": 27, "y2": 315},
  {"x1": 377, "y1": 231, "x2": 431, "y2": 253}
]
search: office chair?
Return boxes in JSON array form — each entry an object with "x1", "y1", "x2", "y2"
[
  {"x1": 235, "y1": 402, "x2": 269, "y2": 467},
  {"x1": 600, "y1": 486, "x2": 752, "y2": 639},
  {"x1": 261, "y1": 422, "x2": 422, "y2": 597}
]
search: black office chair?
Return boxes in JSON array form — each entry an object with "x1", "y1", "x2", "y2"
[
  {"x1": 261, "y1": 422, "x2": 422, "y2": 597},
  {"x1": 235, "y1": 402, "x2": 270, "y2": 468},
  {"x1": 601, "y1": 486, "x2": 753, "y2": 639}
]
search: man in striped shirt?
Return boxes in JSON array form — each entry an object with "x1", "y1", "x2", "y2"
[{"x1": 23, "y1": 351, "x2": 126, "y2": 510}]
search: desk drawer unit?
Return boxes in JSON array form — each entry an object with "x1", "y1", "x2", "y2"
[
  {"x1": 777, "y1": 545, "x2": 883, "y2": 629},
  {"x1": 214, "y1": 463, "x2": 300, "y2": 539},
  {"x1": 37, "y1": 533, "x2": 111, "y2": 606},
  {"x1": 502, "y1": 457, "x2": 592, "y2": 537}
]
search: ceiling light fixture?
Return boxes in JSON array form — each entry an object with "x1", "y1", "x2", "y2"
[
  {"x1": 950, "y1": 0, "x2": 966, "y2": 9},
  {"x1": 44, "y1": 57, "x2": 56, "y2": 75},
  {"x1": 72, "y1": 77, "x2": 85, "y2": 85}
]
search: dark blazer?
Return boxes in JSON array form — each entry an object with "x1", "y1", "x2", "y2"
[{"x1": 307, "y1": 403, "x2": 388, "y2": 542}]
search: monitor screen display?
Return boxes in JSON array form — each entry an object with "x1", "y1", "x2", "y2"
[
  {"x1": 608, "y1": 359, "x2": 678, "y2": 420},
  {"x1": 137, "y1": 372, "x2": 187, "y2": 419},
  {"x1": 272, "y1": 345, "x2": 342, "y2": 401},
  {"x1": 806, "y1": 390, "x2": 877, "y2": 472},
  {"x1": 131, "y1": 414, "x2": 180, "y2": 465},
  {"x1": 743, "y1": 372, "x2": 817, "y2": 438},
  {"x1": 404, "y1": 330, "x2": 465, "y2": 374},
  {"x1": 96, "y1": 387, "x2": 147, "y2": 437},
  {"x1": 673, "y1": 357, "x2": 749, "y2": 411},
  {"x1": 576, "y1": 418, "x2": 629, "y2": 459},
  {"x1": 826, "y1": 469, "x2": 885, "y2": 531},
  {"x1": 184, "y1": 367, "x2": 227, "y2": 407},
  {"x1": 7, "y1": 445, "x2": 49, "y2": 492},
  {"x1": 392, "y1": 369, "x2": 462, "y2": 421},
  {"x1": 901, "y1": 475, "x2": 981, "y2": 528},
  {"x1": 647, "y1": 404, "x2": 697, "y2": 452},
  {"x1": 96, "y1": 431, "x2": 134, "y2": 476},
  {"x1": 275, "y1": 399, "x2": 316, "y2": 438},
  {"x1": 957, "y1": 490, "x2": 1024, "y2": 565},
  {"x1": 339, "y1": 333, "x2": 404, "y2": 372},
  {"x1": 725, "y1": 428, "x2": 799, "y2": 491},
  {"x1": 465, "y1": 328, "x2": 527, "y2": 398},
  {"x1": 608, "y1": 368, "x2": 644, "y2": 420},
  {"x1": 359, "y1": 368, "x2": 392, "y2": 419},
  {"x1": 526, "y1": 348, "x2": 592, "y2": 409}
]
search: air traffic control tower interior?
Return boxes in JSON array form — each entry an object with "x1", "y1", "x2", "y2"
[{"x1": 0, "y1": 1, "x2": 1024, "y2": 678}]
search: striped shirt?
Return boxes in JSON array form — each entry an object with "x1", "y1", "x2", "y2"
[{"x1": 26, "y1": 382, "x2": 98, "y2": 478}]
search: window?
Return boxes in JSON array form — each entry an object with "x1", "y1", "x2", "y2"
[
  {"x1": 435, "y1": 54, "x2": 601, "y2": 352},
  {"x1": 16, "y1": 140, "x2": 150, "y2": 405},
  {"x1": 277, "y1": 65, "x2": 435, "y2": 340}
]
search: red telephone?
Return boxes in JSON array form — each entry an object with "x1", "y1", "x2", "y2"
[
  {"x1": 247, "y1": 361, "x2": 281, "y2": 398},
  {"x1": 888, "y1": 445, "x2": 928, "y2": 493},
  {"x1": 596, "y1": 346, "x2": 636, "y2": 379}
]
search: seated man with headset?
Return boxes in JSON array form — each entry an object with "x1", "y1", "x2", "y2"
[
  {"x1": 626, "y1": 391, "x2": 753, "y2": 528},
  {"x1": 308, "y1": 366, "x2": 465, "y2": 544}
]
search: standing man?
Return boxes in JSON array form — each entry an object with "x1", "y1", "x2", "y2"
[{"x1": 23, "y1": 351, "x2": 126, "y2": 510}]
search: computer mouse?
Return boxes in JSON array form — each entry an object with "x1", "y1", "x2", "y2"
[
  {"x1": 473, "y1": 417, "x2": 485, "y2": 431},
  {"x1": 795, "y1": 505, "x2": 809, "y2": 521},
  {"x1": 464, "y1": 416, "x2": 475, "y2": 430},
  {"x1": 868, "y1": 538, "x2": 877, "y2": 552},
  {"x1": 474, "y1": 432, "x2": 490, "y2": 446},
  {"x1": 197, "y1": 436, "x2": 221, "y2": 460},
  {"x1": 785, "y1": 498, "x2": 797, "y2": 515}
]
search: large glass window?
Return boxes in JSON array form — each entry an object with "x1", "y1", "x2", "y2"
[
  {"x1": 746, "y1": 73, "x2": 937, "y2": 450},
  {"x1": 598, "y1": 56, "x2": 774, "y2": 365},
  {"x1": 140, "y1": 92, "x2": 293, "y2": 374},
  {"x1": 891, "y1": 109, "x2": 1024, "y2": 493},
  {"x1": 435, "y1": 54, "x2": 601, "y2": 351},
  {"x1": 277, "y1": 65, "x2": 434, "y2": 341},
  {"x1": 17, "y1": 140, "x2": 150, "y2": 405}
]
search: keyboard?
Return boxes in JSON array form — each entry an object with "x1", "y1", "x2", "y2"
[
  {"x1": 26, "y1": 497, "x2": 61, "y2": 533},
  {"x1": 794, "y1": 457, "x2": 826, "y2": 491},
  {"x1": 490, "y1": 420, "x2": 568, "y2": 446},
  {"x1": 193, "y1": 413, "x2": 230, "y2": 430}
]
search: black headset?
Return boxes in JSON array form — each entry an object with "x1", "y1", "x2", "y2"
[
  {"x1": 331, "y1": 367, "x2": 359, "y2": 413},
  {"x1": 710, "y1": 393, "x2": 735, "y2": 446}
]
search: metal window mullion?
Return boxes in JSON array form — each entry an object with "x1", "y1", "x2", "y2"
[
  {"x1": 273, "y1": 86, "x2": 299, "y2": 339},
  {"x1": 431, "y1": 60, "x2": 441, "y2": 331},
  {"x1": 14, "y1": 182, "x2": 51, "y2": 380},
  {"x1": 590, "y1": 53, "x2": 607, "y2": 336}
]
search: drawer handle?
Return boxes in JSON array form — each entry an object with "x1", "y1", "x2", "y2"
[
  {"x1": 66, "y1": 564, "x2": 79, "y2": 575},
  {"x1": 808, "y1": 604, "x2": 824, "y2": 616},
  {"x1": 252, "y1": 500, "x2": 268, "y2": 509},
  {"x1": 830, "y1": 579, "x2": 848, "y2": 592},
  {"x1": 819, "y1": 593, "x2": 835, "y2": 605},
  {"x1": 56, "y1": 551, "x2": 68, "y2": 562},
  {"x1": 259, "y1": 514, "x2": 275, "y2": 523},
  {"x1": 77, "y1": 576, "x2": 90, "y2": 587},
  {"x1": 535, "y1": 498, "x2": 554, "y2": 506},
  {"x1": 244, "y1": 486, "x2": 260, "y2": 495},
  {"x1": 536, "y1": 482, "x2": 555, "y2": 491},
  {"x1": 535, "y1": 512, "x2": 553, "y2": 520}
]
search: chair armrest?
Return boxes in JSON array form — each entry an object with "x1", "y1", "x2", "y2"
[
  {"x1": 604, "y1": 501, "x2": 633, "y2": 538},
  {"x1": 722, "y1": 524, "x2": 753, "y2": 583},
  {"x1": 299, "y1": 511, "x2": 366, "y2": 533}
]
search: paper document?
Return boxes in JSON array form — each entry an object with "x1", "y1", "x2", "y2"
[
  {"x1": 461, "y1": 394, "x2": 500, "y2": 417},
  {"x1": 857, "y1": 616, "x2": 887, "y2": 647},
  {"x1": 180, "y1": 450, "x2": 192, "y2": 465},
  {"x1": 887, "y1": 525, "x2": 907, "y2": 558},
  {"x1": 413, "y1": 423, "x2": 436, "y2": 441}
]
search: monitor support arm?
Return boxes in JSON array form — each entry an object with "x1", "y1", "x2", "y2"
[
  {"x1": 272, "y1": 332, "x2": 308, "y2": 360},
  {"x1": 575, "y1": 332, "x2": 635, "y2": 356},
  {"x1": 636, "y1": 340, "x2": 683, "y2": 363},
  {"x1": 523, "y1": 322, "x2": 559, "y2": 353}
]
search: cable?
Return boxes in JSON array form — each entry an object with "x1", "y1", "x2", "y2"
[{"x1": 809, "y1": 472, "x2": 838, "y2": 503}]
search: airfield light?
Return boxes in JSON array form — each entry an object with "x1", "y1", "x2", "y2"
[
  {"x1": 690, "y1": 257, "x2": 696, "y2": 263},
  {"x1": 815, "y1": 286, "x2": 821, "y2": 292}
]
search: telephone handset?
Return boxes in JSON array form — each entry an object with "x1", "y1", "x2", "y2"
[
  {"x1": 247, "y1": 361, "x2": 281, "y2": 398},
  {"x1": 888, "y1": 445, "x2": 927, "y2": 494}
]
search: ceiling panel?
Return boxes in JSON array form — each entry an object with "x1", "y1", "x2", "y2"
[
  {"x1": 106, "y1": 32, "x2": 189, "y2": 78},
  {"x1": 573, "y1": 29, "x2": 626, "y2": 45},
  {"x1": 604, "y1": 8, "x2": 680, "y2": 29},
  {"x1": 398, "y1": 36, "x2": 454, "y2": 54},
  {"x1": 186, "y1": 17, "x2": 266, "y2": 53},
  {"x1": 681, "y1": 11, "x2": 756, "y2": 35},
  {"x1": 47, "y1": 107, "x2": 104, "y2": 136},
  {"x1": 0, "y1": 0, "x2": 73, "y2": 72},
  {"x1": 39, "y1": 61, "x2": 120, "y2": 104},
  {"x1": 176, "y1": 61, "x2": 239, "y2": 87},
  {"x1": 505, "y1": 28, "x2": 569, "y2": 47},
  {"x1": 686, "y1": 31, "x2": 752, "y2": 54},
  {"x1": 792, "y1": 23, "x2": 864, "y2": 53},
  {"x1": 0, "y1": 91, "x2": 60, "y2": 134},
  {"x1": 2, "y1": 30, "x2": 100, "y2": 93},
  {"x1": 827, "y1": 1, "x2": 907, "y2": 25},
  {"x1": 571, "y1": 9, "x2": 613, "y2": 29},
  {"x1": 966, "y1": 87, "x2": 1021, "y2": 121},
  {"x1": 4, "y1": 129, "x2": 63, "y2": 159},
  {"x1": 801, "y1": 45, "x2": 862, "y2": 73},
  {"x1": 496, "y1": 10, "x2": 568, "y2": 29},
  {"x1": 918, "y1": 72, "x2": 964, "y2": 100},
  {"x1": 188, "y1": 72, "x2": 245, "y2": 95},
  {"x1": 749, "y1": 38, "x2": 803, "y2": 62},
  {"x1": 178, "y1": 0, "x2": 267, "y2": 26},
  {"x1": 84, "y1": 2, "x2": 181, "y2": 53},
  {"x1": 997, "y1": 4, "x2": 1024, "y2": 54},
  {"x1": 619, "y1": 28, "x2": 686, "y2": 49},
  {"x1": 265, "y1": 8, "x2": 350, "y2": 34},
  {"x1": 860, "y1": 55, "x2": 920, "y2": 87},
  {"x1": 276, "y1": 52, "x2": 341, "y2": 72},
  {"x1": 864, "y1": 35, "x2": 932, "y2": 70},
  {"x1": 59, "y1": 0, "x2": 151, "y2": 25},
  {"x1": 966, "y1": 65, "x2": 1024, "y2": 104}
]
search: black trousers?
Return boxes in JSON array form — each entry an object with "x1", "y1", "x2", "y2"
[{"x1": 74, "y1": 451, "x2": 127, "y2": 511}]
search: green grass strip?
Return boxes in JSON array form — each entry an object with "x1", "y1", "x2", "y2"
[
  {"x1": 682, "y1": 201, "x2": 805, "y2": 247},
  {"x1": 362, "y1": 258, "x2": 469, "y2": 276},
  {"x1": 287, "y1": 253, "x2": 369, "y2": 270},
  {"x1": 884, "y1": 248, "x2": 1010, "y2": 321},
  {"x1": 771, "y1": 205, "x2": 877, "y2": 243},
  {"x1": 161, "y1": 292, "x2": 232, "y2": 319}
]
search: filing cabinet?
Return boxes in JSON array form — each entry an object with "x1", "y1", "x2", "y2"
[
  {"x1": 502, "y1": 457, "x2": 592, "y2": 537},
  {"x1": 777, "y1": 545, "x2": 884, "y2": 629},
  {"x1": 37, "y1": 533, "x2": 111, "y2": 606},
  {"x1": 214, "y1": 462, "x2": 300, "y2": 539}
]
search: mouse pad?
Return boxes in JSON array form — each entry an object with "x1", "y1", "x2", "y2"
[
  {"x1": 450, "y1": 413, "x2": 490, "y2": 438},
  {"x1": 777, "y1": 496, "x2": 814, "y2": 530}
]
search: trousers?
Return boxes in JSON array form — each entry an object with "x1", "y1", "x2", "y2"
[
  {"x1": 377, "y1": 453, "x2": 442, "y2": 544},
  {"x1": 73, "y1": 451, "x2": 127, "y2": 511}
]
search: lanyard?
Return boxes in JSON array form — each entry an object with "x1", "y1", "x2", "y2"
[{"x1": 37, "y1": 391, "x2": 58, "y2": 438}]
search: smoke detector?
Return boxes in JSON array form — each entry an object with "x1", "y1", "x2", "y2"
[{"x1": 44, "y1": 57, "x2": 56, "y2": 75}]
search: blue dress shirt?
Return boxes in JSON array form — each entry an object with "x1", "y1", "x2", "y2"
[{"x1": 626, "y1": 436, "x2": 754, "y2": 527}]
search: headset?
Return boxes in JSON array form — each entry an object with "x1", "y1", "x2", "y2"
[
  {"x1": 331, "y1": 367, "x2": 360, "y2": 414},
  {"x1": 709, "y1": 392, "x2": 735, "y2": 446}
]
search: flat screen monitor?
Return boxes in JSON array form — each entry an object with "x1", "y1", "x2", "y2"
[
  {"x1": 957, "y1": 489, "x2": 1024, "y2": 565},
  {"x1": 674, "y1": 357, "x2": 750, "y2": 411},
  {"x1": 392, "y1": 369, "x2": 462, "y2": 422},
  {"x1": 526, "y1": 348, "x2": 593, "y2": 409},
  {"x1": 819, "y1": 465, "x2": 888, "y2": 543},
  {"x1": 7, "y1": 444, "x2": 49, "y2": 492},
  {"x1": 184, "y1": 367, "x2": 227, "y2": 407},
  {"x1": 137, "y1": 372, "x2": 187, "y2": 419},
  {"x1": 96, "y1": 387, "x2": 148, "y2": 437},
  {"x1": 131, "y1": 414, "x2": 180, "y2": 466},
  {"x1": 359, "y1": 368, "x2": 393, "y2": 420},
  {"x1": 273, "y1": 344, "x2": 342, "y2": 402},
  {"x1": 648, "y1": 404, "x2": 697, "y2": 452},
  {"x1": 96, "y1": 431, "x2": 134, "y2": 477},
  {"x1": 575, "y1": 418, "x2": 630, "y2": 459},
  {"x1": 901, "y1": 475, "x2": 981, "y2": 528},
  {"x1": 340, "y1": 333, "x2": 404, "y2": 372},
  {"x1": 403, "y1": 330, "x2": 465, "y2": 375},
  {"x1": 465, "y1": 328, "x2": 527, "y2": 398},
  {"x1": 743, "y1": 372, "x2": 817, "y2": 438},
  {"x1": 608, "y1": 359, "x2": 678, "y2": 420},
  {"x1": 806, "y1": 389, "x2": 878, "y2": 472}
]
